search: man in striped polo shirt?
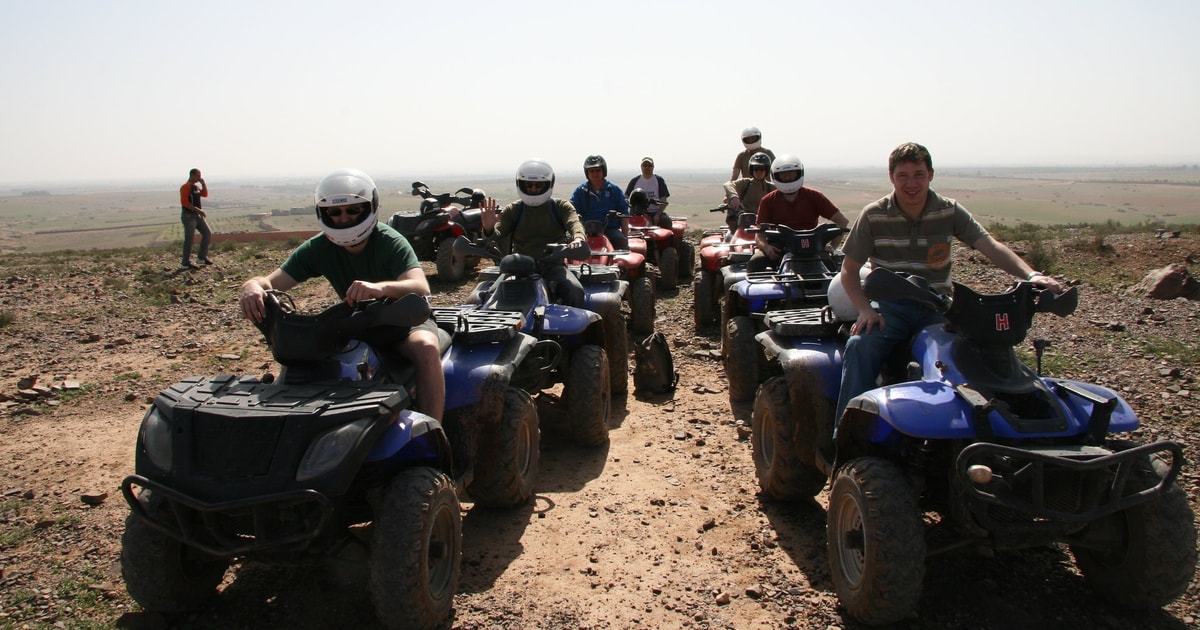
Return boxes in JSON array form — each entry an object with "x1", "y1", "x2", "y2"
[{"x1": 832, "y1": 142, "x2": 1064, "y2": 434}]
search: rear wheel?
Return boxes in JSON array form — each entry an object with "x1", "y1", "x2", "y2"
[
  {"x1": 469, "y1": 387, "x2": 540, "y2": 508},
  {"x1": 657, "y1": 247, "x2": 678, "y2": 290},
  {"x1": 678, "y1": 240, "x2": 695, "y2": 282},
  {"x1": 751, "y1": 377, "x2": 826, "y2": 499},
  {"x1": 564, "y1": 344, "x2": 612, "y2": 446},
  {"x1": 1070, "y1": 445, "x2": 1198, "y2": 608},
  {"x1": 828, "y1": 457, "x2": 926, "y2": 625},
  {"x1": 435, "y1": 237, "x2": 469, "y2": 281},
  {"x1": 120, "y1": 491, "x2": 230, "y2": 612},
  {"x1": 693, "y1": 270, "x2": 718, "y2": 332},
  {"x1": 723, "y1": 315, "x2": 760, "y2": 403},
  {"x1": 628, "y1": 274, "x2": 656, "y2": 336},
  {"x1": 595, "y1": 299, "x2": 631, "y2": 394},
  {"x1": 370, "y1": 467, "x2": 461, "y2": 630}
]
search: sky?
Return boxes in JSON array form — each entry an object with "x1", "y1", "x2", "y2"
[{"x1": 1, "y1": 0, "x2": 1198, "y2": 186}]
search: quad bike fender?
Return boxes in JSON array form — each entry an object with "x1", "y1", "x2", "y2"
[
  {"x1": 365, "y1": 409, "x2": 453, "y2": 475},
  {"x1": 757, "y1": 331, "x2": 843, "y2": 401},
  {"x1": 441, "y1": 332, "x2": 539, "y2": 413},
  {"x1": 583, "y1": 279, "x2": 628, "y2": 301},
  {"x1": 539, "y1": 304, "x2": 601, "y2": 336},
  {"x1": 842, "y1": 378, "x2": 1141, "y2": 443},
  {"x1": 1043, "y1": 378, "x2": 1140, "y2": 433}
]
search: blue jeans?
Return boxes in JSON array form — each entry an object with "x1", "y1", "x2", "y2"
[
  {"x1": 181, "y1": 209, "x2": 212, "y2": 265},
  {"x1": 834, "y1": 299, "x2": 945, "y2": 430}
]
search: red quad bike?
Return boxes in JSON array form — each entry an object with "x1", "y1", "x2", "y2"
[
  {"x1": 585, "y1": 212, "x2": 658, "y2": 335},
  {"x1": 692, "y1": 204, "x2": 758, "y2": 332},
  {"x1": 387, "y1": 182, "x2": 487, "y2": 281},
  {"x1": 627, "y1": 195, "x2": 695, "y2": 292}
]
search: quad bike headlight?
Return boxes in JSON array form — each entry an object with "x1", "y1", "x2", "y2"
[
  {"x1": 141, "y1": 407, "x2": 173, "y2": 471},
  {"x1": 297, "y1": 418, "x2": 372, "y2": 481}
]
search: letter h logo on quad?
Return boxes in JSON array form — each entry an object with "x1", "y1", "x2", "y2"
[{"x1": 995, "y1": 312, "x2": 1010, "y2": 331}]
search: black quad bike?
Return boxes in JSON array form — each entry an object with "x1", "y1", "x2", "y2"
[
  {"x1": 388, "y1": 181, "x2": 487, "y2": 280},
  {"x1": 119, "y1": 292, "x2": 526, "y2": 630}
]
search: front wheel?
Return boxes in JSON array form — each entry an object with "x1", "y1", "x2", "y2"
[
  {"x1": 564, "y1": 344, "x2": 612, "y2": 446},
  {"x1": 120, "y1": 492, "x2": 230, "y2": 612},
  {"x1": 1070, "y1": 447, "x2": 1198, "y2": 609},
  {"x1": 435, "y1": 237, "x2": 469, "y2": 281},
  {"x1": 723, "y1": 315, "x2": 760, "y2": 403},
  {"x1": 828, "y1": 457, "x2": 926, "y2": 625},
  {"x1": 468, "y1": 387, "x2": 540, "y2": 508},
  {"x1": 370, "y1": 467, "x2": 462, "y2": 630},
  {"x1": 595, "y1": 298, "x2": 631, "y2": 394},
  {"x1": 751, "y1": 377, "x2": 826, "y2": 499}
]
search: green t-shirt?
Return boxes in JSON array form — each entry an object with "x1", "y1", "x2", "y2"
[{"x1": 281, "y1": 223, "x2": 420, "y2": 298}]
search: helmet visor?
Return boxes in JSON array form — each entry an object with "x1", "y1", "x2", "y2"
[
  {"x1": 518, "y1": 180, "x2": 550, "y2": 196},
  {"x1": 742, "y1": 134, "x2": 761, "y2": 144},
  {"x1": 774, "y1": 169, "x2": 803, "y2": 184},
  {"x1": 319, "y1": 201, "x2": 373, "y2": 225}
]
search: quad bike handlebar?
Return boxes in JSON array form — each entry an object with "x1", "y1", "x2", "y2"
[
  {"x1": 254, "y1": 290, "x2": 432, "y2": 365},
  {"x1": 410, "y1": 181, "x2": 486, "y2": 212},
  {"x1": 862, "y1": 267, "x2": 1079, "y2": 347},
  {"x1": 452, "y1": 236, "x2": 590, "y2": 270}
]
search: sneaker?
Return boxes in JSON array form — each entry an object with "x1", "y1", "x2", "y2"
[
  {"x1": 179, "y1": 263, "x2": 199, "y2": 271},
  {"x1": 201, "y1": 258, "x2": 214, "y2": 265}
]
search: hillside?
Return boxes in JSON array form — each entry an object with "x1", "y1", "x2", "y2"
[{"x1": 0, "y1": 228, "x2": 1197, "y2": 628}]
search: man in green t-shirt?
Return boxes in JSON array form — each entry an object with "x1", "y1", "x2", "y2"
[
  {"x1": 480, "y1": 158, "x2": 588, "y2": 307},
  {"x1": 239, "y1": 169, "x2": 445, "y2": 421}
]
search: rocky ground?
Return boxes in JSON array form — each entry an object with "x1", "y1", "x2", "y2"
[{"x1": 0, "y1": 230, "x2": 1198, "y2": 629}]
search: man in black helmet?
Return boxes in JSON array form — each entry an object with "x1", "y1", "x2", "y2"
[{"x1": 570, "y1": 154, "x2": 630, "y2": 249}]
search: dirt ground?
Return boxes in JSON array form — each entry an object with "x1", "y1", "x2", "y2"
[{"x1": 0, "y1": 230, "x2": 1198, "y2": 629}]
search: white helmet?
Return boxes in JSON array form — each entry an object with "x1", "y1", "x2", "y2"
[
  {"x1": 826, "y1": 265, "x2": 871, "y2": 322},
  {"x1": 315, "y1": 168, "x2": 379, "y2": 247},
  {"x1": 516, "y1": 158, "x2": 555, "y2": 205},
  {"x1": 771, "y1": 154, "x2": 805, "y2": 194},
  {"x1": 741, "y1": 126, "x2": 762, "y2": 150}
]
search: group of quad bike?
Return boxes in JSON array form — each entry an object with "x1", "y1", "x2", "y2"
[{"x1": 119, "y1": 186, "x2": 1196, "y2": 628}]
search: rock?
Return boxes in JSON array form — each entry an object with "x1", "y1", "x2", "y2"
[
  {"x1": 1130, "y1": 264, "x2": 1200, "y2": 300},
  {"x1": 80, "y1": 491, "x2": 108, "y2": 506},
  {"x1": 735, "y1": 425, "x2": 752, "y2": 441},
  {"x1": 715, "y1": 591, "x2": 731, "y2": 605}
]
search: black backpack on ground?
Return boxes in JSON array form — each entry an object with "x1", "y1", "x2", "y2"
[{"x1": 633, "y1": 331, "x2": 678, "y2": 397}]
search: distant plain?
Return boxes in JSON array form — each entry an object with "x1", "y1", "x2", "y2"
[{"x1": 1, "y1": 166, "x2": 1198, "y2": 255}]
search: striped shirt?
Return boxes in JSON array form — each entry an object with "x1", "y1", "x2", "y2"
[{"x1": 842, "y1": 190, "x2": 988, "y2": 292}]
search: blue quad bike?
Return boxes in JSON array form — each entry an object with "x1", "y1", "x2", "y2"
[
  {"x1": 721, "y1": 222, "x2": 849, "y2": 403},
  {"x1": 120, "y1": 291, "x2": 537, "y2": 630},
  {"x1": 751, "y1": 267, "x2": 1198, "y2": 625},
  {"x1": 447, "y1": 236, "x2": 628, "y2": 445}
]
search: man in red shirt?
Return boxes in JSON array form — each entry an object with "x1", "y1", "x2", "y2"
[
  {"x1": 747, "y1": 154, "x2": 849, "y2": 272},
  {"x1": 179, "y1": 168, "x2": 213, "y2": 270}
]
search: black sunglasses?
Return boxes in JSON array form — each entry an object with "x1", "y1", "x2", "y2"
[{"x1": 324, "y1": 205, "x2": 365, "y2": 218}]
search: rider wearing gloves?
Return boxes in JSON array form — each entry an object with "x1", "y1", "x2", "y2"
[
  {"x1": 746, "y1": 154, "x2": 850, "y2": 273},
  {"x1": 238, "y1": 169, "x2": 446, "y2": 421},
  {"x1": 481, "y1": 159, "x2": 588, "y2": 308},
  {"x1": 570, "y1": 154, "x2": 631, "y2": 250}
]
